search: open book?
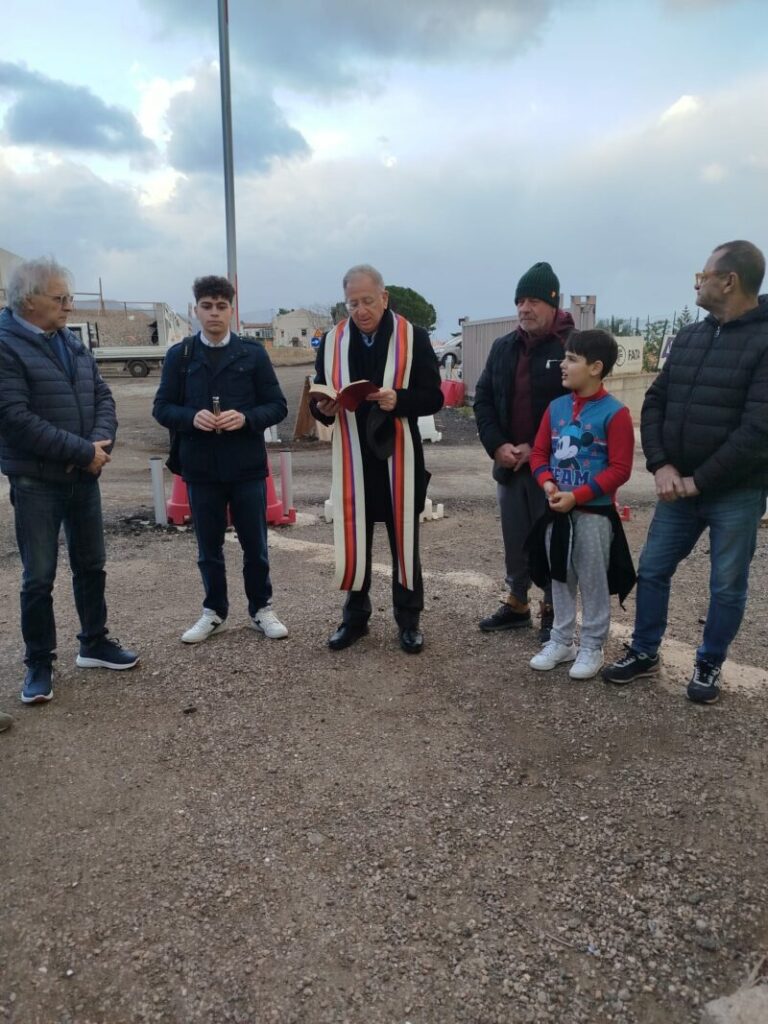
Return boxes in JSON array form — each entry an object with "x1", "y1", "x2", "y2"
[{"x1": 309, "y1": 379, "x2": 378, "y2": 412}]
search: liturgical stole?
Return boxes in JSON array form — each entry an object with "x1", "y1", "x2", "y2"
[{"x1": 325, "y1": 314, "x2": 416, "y2": 591}]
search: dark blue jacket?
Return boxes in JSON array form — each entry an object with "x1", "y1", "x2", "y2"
[
  {"x1": 0, "y1": 307, "x2": 116, "y2": 481},
  {"x1": 153, "y1": 334, "x2": 287, "y2": 483}
]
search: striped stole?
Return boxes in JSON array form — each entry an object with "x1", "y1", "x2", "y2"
[{"x1": 326, "y1": 314, "x2": 416, "y2": 591}]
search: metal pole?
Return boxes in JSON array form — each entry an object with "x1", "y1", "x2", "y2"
[
  {"x1": 149, "y1": 458, "x2": 168, "y2": 526},
  {"x1": 218, "y1": 0, "x2": 239, "y2": 330},
  {"x1": 279, "y1": 450, "x2": 294, "y2": 516}
]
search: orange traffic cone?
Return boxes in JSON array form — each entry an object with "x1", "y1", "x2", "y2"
[
  {"x1": 265, "y1": 457, "x2": 297, "y2": 525},
  {"x1": 167, "y1": 474, "x2": 192, "y2": 524},
  {"x1": 167, "y1": 458, "x2": 295, "y2": 527}
]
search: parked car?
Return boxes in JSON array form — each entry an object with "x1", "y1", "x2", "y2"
[{"x1": 439, "y1": 337, "x2": 462, "y2": 370}]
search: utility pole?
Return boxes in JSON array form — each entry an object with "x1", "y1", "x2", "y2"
[{"x1": 218, "y1": 0, "x2": 239, "y2": 328}]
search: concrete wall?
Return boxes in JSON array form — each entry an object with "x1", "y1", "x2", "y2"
[
  {"x1": 604, "y1": 371, "x2": 655, "y2": 421},
  {"x1": 0, "y1": 247, "x2": 23, "y2": 305},
  {"x1": 272, "y1": 309, "x2": 332, "y2": 348}
]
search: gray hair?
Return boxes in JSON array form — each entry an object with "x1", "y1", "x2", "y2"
[
  {"x1": 342, "y1": 263, "x2": 385, "y2": 291},
  {"x1": 7, "y1": 257, "x2": 73, "y2": 313}
]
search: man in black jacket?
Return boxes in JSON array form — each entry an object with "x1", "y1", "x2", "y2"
[
  {"x1": 153, "y1": 276, "x2": 288, "y2": 645},
  {"x1": 310, "y1": 264, "x2": 444, "y2": 654},
  {"x1": 0, "y1": 257, "x2": 138, "y2": 705},
  {"x1": 603, "y1": 241, "x2": 768, "y2": 704},
  {"x1": 474, "y1": 262, "x2": 572, "y2": 641}
]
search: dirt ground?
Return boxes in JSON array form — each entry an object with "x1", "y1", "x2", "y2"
[{"x1": 1, "y1": 370, "x2": 767, "y2": 1024}]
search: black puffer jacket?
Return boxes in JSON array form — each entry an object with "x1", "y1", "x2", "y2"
[
  {"x1": 0, "y1": 307, "x2": 116, "y2": 481},
  {"x1": 641, "y1": 297, "x2": 768, "y2": 493},
  {"x1": 473, "y1": 310, "x2": 572, "y2": 484}
]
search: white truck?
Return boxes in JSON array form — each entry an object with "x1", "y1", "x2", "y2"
[{"x1": 68, "y1": 303, "x2": 188, "y2": 377}]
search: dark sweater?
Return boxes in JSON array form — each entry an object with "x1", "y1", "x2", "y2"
[{"x1": 474, "y1": 309, "x2": 573, "y2": 483}]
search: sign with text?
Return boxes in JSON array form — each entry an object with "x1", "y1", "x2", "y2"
[{"x1": 613, "y1": 336, "x2": 644, "y2": 376}]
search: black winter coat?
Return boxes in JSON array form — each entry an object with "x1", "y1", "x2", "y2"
[
  {"x1": 153, "y1": 334, "x2": 287, "y2": 484},
  {"x1": 0, "y1": 307, "x2": 116, "y2": 481},
  {"x1": 473, "y1": 312, "x2": 572, "y2": 484},
  {"x1": 641, "y1": 298, "x2": 768, "y2": 493}
]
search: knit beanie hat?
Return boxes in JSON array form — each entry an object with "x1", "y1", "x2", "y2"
[{"x1": 514, "y1": 262, "x2": 560, "y2": 308}]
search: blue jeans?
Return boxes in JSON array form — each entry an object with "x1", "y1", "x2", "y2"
[
  {"x1": 632, "y1": 487, "x2": 767, "y2": 666},
  {"x1": 186, "y1": 479, "x2": 272, "y2": 619},
  {"x1": 9, "y1": 475, "x2": 108, "y2": 666}
]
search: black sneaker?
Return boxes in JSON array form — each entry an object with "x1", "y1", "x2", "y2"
[
  {"x1": 76, "y1": 638, "x2": 139, "y2": 670},
  {"x1": 479, "y1": 602, "x2": 531, "y2": 632},
  {"x1": 538, "y1": 602, "x2": 554, "y2": 643},
  {"x1": 602, "y1": 646, "x2": 660, "y2": 685},
  {"x1": 687, "y1": 659, "x2": 721, "y2": 704}
]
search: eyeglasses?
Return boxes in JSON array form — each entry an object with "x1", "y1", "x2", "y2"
[
  {"x1": 42, "y1": 294, "x2": 75, "y2": 305},
  {"x1": 694, "y1": 271, "x2": 729, "y2": 288},
  {"x1": 345, "y1": 296, "x2": 381, "y2": 312}
]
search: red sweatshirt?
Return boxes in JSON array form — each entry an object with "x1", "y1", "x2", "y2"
[{"x1": 530, "y1": 387, "x2": 634, "y2": 505}]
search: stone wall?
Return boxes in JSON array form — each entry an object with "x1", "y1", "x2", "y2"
[{"x1": 73, "y1": 307, "x2": 156, "y2": 348}]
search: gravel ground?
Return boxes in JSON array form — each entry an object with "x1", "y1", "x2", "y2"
[{"x1": 1, "y1": 375, "x2": 766, "y2": 1024}]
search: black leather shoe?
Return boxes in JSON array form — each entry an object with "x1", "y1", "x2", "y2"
[
  {"x1": 328, "y1": 623, "x2": 369, "y2": 651},
  {"x1": 399, "y1": 628, "x2": 424, "y2": 654}
]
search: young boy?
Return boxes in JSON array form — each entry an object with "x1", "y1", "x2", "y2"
[
  {"x1": 153, "y1": 276, "x2": 289, "y2": 644},
  {"x1": 528, "y1": 329, "x2": 635, "y2": 679}
]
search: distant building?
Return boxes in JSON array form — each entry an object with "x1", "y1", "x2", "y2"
[
  {"x1": 461, "y1": 295, "x2": 596, "y2": 398},
  {"x1": 0, "y1": 247, "x2": 23, "y2": 305},
  {"x1": 240, "y1": 321, "x2": 274, "y2": 344},
  {"x1": 272, "y1": 308, "x2": 332, "y2": 348}
]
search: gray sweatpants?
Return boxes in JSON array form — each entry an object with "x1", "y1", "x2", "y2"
[
  {"x1": 546, "y1": 511, "x2": 613, "y2": 650},
  {"x1": 497, "y1": 469, "x2": 551, "y2": 605}
]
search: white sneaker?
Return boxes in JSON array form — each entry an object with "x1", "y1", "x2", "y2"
[
  {"x1": 250, "y1": 606, "x2": 288, "y2": 639},
  {"x1": 529, "y1": 640, "x2": 577, "y2": 671},
  {"x1": 569, "y1": 647, "x2": 604, "y2": 680},
  {"x1": 181, "y1": 609, "x2": 226, "y2": 644}
]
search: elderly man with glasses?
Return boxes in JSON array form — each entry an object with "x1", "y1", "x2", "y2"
[
  {"x1": 311, "y1": 264, "x2": 443, "y2": 654},
  {"x1": 603, "y1": 240, "x2": 768, "y2": 704},
  {"x1": 0, "y1": 257, "x2": 138, "y2": 705}
]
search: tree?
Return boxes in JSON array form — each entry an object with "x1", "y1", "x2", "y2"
[
  {"x1": 330, "y1": 301, "x2": 347, "y2": 324},
  {"x1": 385, "y1": 285, "x2": 437, "y2": 333},
  {"x1": 642, "y1": 318, "x2": 669, "y2": 372}
]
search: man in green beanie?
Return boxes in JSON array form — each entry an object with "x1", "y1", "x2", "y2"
[{"x1": 474, "y1": 262, "x2": 574, "y2": 640}]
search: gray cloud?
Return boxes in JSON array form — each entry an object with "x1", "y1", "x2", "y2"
[
  {"x1": 142, "y1": 0, "x2": 560, "y2": 92},
  {"x1": 3, "y1": 72, "x2": 764, "y2": 331},
  {"x1": 165, "y1": 65, "x2": 309, "y2": 174},
  {"x1": 0, "y1": 160, "x2": 157, "y2": 286},
  {"x1": 0, "y1": 62, "x2": 155, "y2": 159}
]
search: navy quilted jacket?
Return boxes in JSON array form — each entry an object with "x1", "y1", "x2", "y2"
[
  {"x1": 0, "y1": 307, "x2": 117, "y2": 481},
  {"x1": 641, "y1": 297, "x2": 768, "y2": 493}
]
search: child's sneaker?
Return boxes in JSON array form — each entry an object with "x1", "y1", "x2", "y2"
[
  {"x1": 686, "y1": 659, "x2": 721, "y2": 704},
  {"x1": 569, "y1": 647, "x2": 604, "y2": 680},
  {"x1": 529, "y1": 640, "x2": 577, "y2": 671}
]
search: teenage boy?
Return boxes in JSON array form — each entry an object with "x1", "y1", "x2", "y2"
[
  {"x1": 153, "y1": 276, "x2": 289, "y2": 643},
  {"x1": 527, "y1": 330, "x2": 635, "y2": 679}
]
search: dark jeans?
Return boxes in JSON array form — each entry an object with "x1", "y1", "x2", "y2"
[
  {"x1": 186, "y1": 479, "x2": 272, "y2": 619},
  {"x1": 343, "y1": 500, "x2": 423, "y2": 631},
  {"x1": 632, "y1": 487, "x2": 767, "y2": 666},
  {"x1": 9, "y1": 475, "x2": 108, "y2": 666}
]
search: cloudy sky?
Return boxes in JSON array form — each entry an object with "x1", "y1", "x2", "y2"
[{"x1": 2, "y1": 0, "x2": 766, "y2": 332}]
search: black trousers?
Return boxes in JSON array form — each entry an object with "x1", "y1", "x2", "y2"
[{"x1": 342, "y1": 494, "x2": 423, "y2": 631}]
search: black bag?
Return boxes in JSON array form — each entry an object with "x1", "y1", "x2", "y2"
[{"x1": 166, "y1": 341, "x2": 192, "y2": 475}]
